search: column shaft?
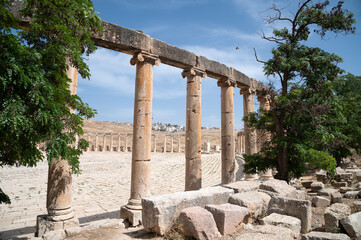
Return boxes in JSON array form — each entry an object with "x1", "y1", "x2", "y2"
[
  {"x1": 117, "y1": 135, "x2": 121, "y2": 152},
  {"x1": 219, "y1": 80, "x2": 235, "y2": 184},
  {"x1": 182, "y1": 68, "x2": 206, "y2": 191},
  {"x1": 110, "y1": 134, "x2": 113, "y2": 152}
]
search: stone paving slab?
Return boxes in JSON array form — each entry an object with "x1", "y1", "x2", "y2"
[{"x1": 0, "y1": 152, "x2": 230, "y2": 239}]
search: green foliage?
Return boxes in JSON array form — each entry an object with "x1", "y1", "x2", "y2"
[
  {"x1": 0, "y1": 0, "x2": 102, "y2": 203},
  {"x1": 244, "y1": 0, "x2": 356, "y2": 181}
]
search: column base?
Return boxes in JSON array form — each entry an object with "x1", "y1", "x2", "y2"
[
  {"x1": 244, "y1": 174, "x2": 258, "y2": 180},
  {"x1": 120, "y1": 206, "x2": 142, "y2": 226},
  {"x1": 35, "y1": 214, "x2": 79, "y2": 238}
]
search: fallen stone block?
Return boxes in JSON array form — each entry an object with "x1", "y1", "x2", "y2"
[
  {"x1": 223, "y1": 180, "x2": 261, "y2": 193},
  {"x1": 301, "y1": 180, "x2": 313, "y2": 189},
  {"x1": 331, "y1": 181, "x2": 347, "y2": 188},
  {"x1": 324, "y1": 203, "x2": 351, "y2": 233},
  {"x1": 344, "y1": 190, "x2": 359, "y2": 199},
  {"x1": 301, "y1": 231, "x2": 350, "y2": 240},
  {"x1": 317, "y1": 188, "x2": 338, "y2": 197},
  {"x1": 259, "y1": 179, "x2": 297, "y2": 198},
  {"x1": 178, "y1": 206, "x2": 219, "y2": 240},
  {"x1": 267, "y1": 196, "x2": 312, "y2": 234},
  {"x1": 236, "y1": 224, "x2": 298, "y2": 240},
  {"x1": 142, "y1": 186, "x2": 233, "y2": 235},
  {"x1": 312, "y1": 196, "x2": 330, "y2": 207},
  {"x1": 260, "y1": 213, "x2": 301, "y2": 234},
  {"x1": 316, "y1": 170, "x2": 328, "y2": 183},
  {"x1": 335, "y1": 173, "x2": 353, "y2": 184},
  {"x1": 311, "y1": 181, "x2": 324, "y2": 192},
  {"x1": 340, "y1": 211, "x2": 361, "y2": 239},
  {"x1": 330, "y1": 192, "x2": 343, "y2": 204},
  {"x1": 340, "y1": 187, "x2": 355, "y2": 193},
  {"x1": 228, "y1": 191, "x2": 271, "y2": 222},
  {"x1": 205, "y1": 203, "x2": 249, "y2": 235},
  {"x1": 295, "y1": 189, "x2": 308, "y2": 200}
]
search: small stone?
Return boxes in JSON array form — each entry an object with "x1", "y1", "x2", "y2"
[
  {"x1": 178, "y1": 206, "x2": 219, "y2": 240},
  {"x1": 301, "y1": 231, "x2": 350, "y2": 240},
  {"x1": 205, "y1": 203, "x2": 249, "y2": 235},
  {"x1": 344, "y1": 191, "x2": 359, "y2": 199},
  {"x1": 331, "y1": 192, "x2": 343, "y2": 204},
  {"x1": 260, "y1": 213, "x2": 301, "y2": 234},
  {"x1": 312, "y1": 196, "x2": 330, "y2": 207},
  {"x1": 340, "y1": 211, "x2": 361, "y2": 239},
  {"x1": 324, "y1": 203, "x2": 351, "y2": 233},
  {"x1": 311, "y1": 181, "x2": 324, "y2": 192}
]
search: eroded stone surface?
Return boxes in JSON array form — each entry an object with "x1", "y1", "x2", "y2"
[
  {"x1": 205, "y1": 203, "x2": 249, "y2": 235},
  {"x1": 324, "y1": 203, "x2": 351, "y2": 233},
  {"x1": 142, "y1": 186, "x2": 233, "y2": 235},
  {"x1": 236, "y1": 224, "x2": 297, "y2": 240},
  {"x1": 223, "y1": 180, "x2": 261, "y2": 193},
  {"x1": 260, "y1": 213, "x2": 301, "y2": 234},
  {"x1": 311, "y1": 182, "x2": 324, "y2": 192},
  {"x1": 301, "y1": 231, "x2": 351, "y2": 240},
  {"x1": 259, "y1": 179, "x2": 297, "y2": 198},
  {"x1": 312, "y1": 196, "x2": 330, "y2": 207},
  {"x1": 267, "y1": 196, "x2": 312, "y2": 234},
  {"x1": 178, "y1": 206, "x2": 219, "y2": 240},
  {"x1": 228, "y1": 191, "x2": 271, "y2": 222},
  {"x1": 340, "y1": 211, "x2": 361, "y2": 239}
]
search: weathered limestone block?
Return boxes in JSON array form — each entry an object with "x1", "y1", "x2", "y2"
[
  {"x1": 259, "y1": 179, "x2": 297, "y2": 198},
  {"x1": 340, "y1": 187, "x2": 355, "y2": 193},
  {"x1": 295, "y1": 189, "x2": 308, "y2": 200},
  {"x1": 42, "y1": 229, "x2": 66, "y2": 240},
  {"x1": 335, "y1": 173, "x2": 353, "y2": 184},
  {"x1": 142, "y1": 186, "x2": 233, "y2": 235},
  {"x1": 331, "y1": 192, "x2": 343, "y2": 204},
  {"x1": 205, "y1": 203, "x2": 249, "y2": 235},
  {"x1": 301, "y1": 180, "x2": 313, "y2": 189},
  {"x1": 331, "y1": 181, "x2": 347, "y2": 188},
  {"x1": 198, "y1": 56, "x2": 230, "y2": 79},
  {"x1": 228, "y1": 191, "x2": 271, "y2": 222},
  {"x1": 340, "y1": 211, "x2": 361, "y2": 239},
  {"x1": 301, "y1": 231, "x2": 351, "y2": 240},
  {"x1": 317, "y1": 188, "x2": 338, "y2": 197},
  {"x1": 312, "y1": 196, "x2": 330, "y2": 207},
  {"x1": 236, "y1": 225, "x2": 298, "y2": 240},
  {"x1": 267, "y1": 196, "x2": 312, "y2": 234},
  {"x1": 98, "y1": 21, "x2": 150, "y2": 53},
  {"x1": 324, "y1": 203, "x2": 351, "y2": 233},
  {"x1": 230, "y1": 67, "x2": 251, "y2": 87},
  {"x1": 311, "y1": 181, "x2": 324, "y2": 192},
  {"x1": 178, "y1": 207, "x2": 219, "y2": 240},
  {"x1": 151, "y1": 39, "x2": 196, "y2": 68},
  {"x1": 356, "y1": 170, "x2": 361, "y2": 182},
  {"x1": 344, "y1": 190, "x2": 359, "y2": 199},
  {"x1": 316, "y1": 170, "x2": 328, "y2": 183},
  {"x1": 260, "y1": 213, "x2": 301, "y2": 234},
  {"x1": 223, "y1": 180, "x2": 261, "y2": 193}
]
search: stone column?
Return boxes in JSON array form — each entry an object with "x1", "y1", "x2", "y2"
[
  {"x1": 218, "y1": 79, "x2": 236, "y2": 184},
  {"x1": 153, "y1": 135, "x2": 157, "y2": 152},
  {"x1": 102, "y1": 134, "x2": 106, "y2": 152},
  {"x1": 95, "y1": 134, "x2": 98, "y2": 152},
  {"x1": 240, "y1": 83, "x2": 258, "y2": 180},
  {"x1": 258, "y1": 94, "x2": 273, "y2": 179},
  {"x1": 110, "y1": 133, "x2": 113, "y2": 152},
  {"x1": 36, "y1": 61, "x2": 79, "y2": 237},
  {"x1": 121, "y1": 52, "x2": 160, "y2": 226},
  {"x1": 86, "y1": 135, "x2": 90, "y2": 152},
  {"x1": 170, "y1": 137, "x2": 174, "y2": 153},
  {"x1": 117, "y1": 134, "x2": 121, "y2": 152},
  {"x1": 124, "y1": 134, "x2": 128, "y2": 152},
  {"x1": 178, "y1": 137, "x2": 181, "y2": 153},
  {"x1": 182, "y1": 67, "x2": 206, "y2": 191},
  {"x1": 163, "y1": 137, "x2": 167, "y2": 153}
]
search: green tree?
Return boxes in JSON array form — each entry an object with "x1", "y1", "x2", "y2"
[
  {"x1": 244, "y1": 0, "x2": 356, "y2": 181},
  {"x1": 0, "y1": 0, "x2": 102, "y2": 203},
  {"x1": 330, "y1": 74, "x2": 361, "y2": 166}
]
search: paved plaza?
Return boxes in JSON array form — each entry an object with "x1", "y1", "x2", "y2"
[{"x1": 0, "y1": 152, "x2": 238, "y2": 239}]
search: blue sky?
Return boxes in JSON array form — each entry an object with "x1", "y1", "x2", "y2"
[{"x1": 77, "y1": 0, "x2": 361, "y2": 129}]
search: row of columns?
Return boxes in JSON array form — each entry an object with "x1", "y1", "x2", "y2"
[{"x1": 39, "y1": 51, "x2": 273, "y2": 234}]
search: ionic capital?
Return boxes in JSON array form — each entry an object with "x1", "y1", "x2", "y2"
[
  {"x1": 217, "y1": 78, "x2": 237, "y2": 88},
  {"x1": 181, "y1": 67, "x2": 207, "y2": 79},
  {"x1": 130, "y1": 51, "x2": 161, "y2": 66}
]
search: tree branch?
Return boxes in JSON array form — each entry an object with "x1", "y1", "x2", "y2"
[{"x1": 253, "y1": 48, "x2": 266, "y2": 64}]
